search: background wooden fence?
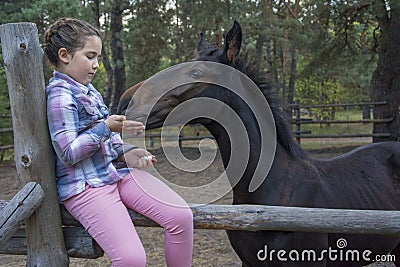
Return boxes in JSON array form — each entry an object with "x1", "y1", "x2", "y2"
[
  {"x1": 290, "y1": 100, "x2": 391, "y2": 142},
  {"x1": 0, "y1": 101, "x2": 389, "y2": 152},
  {"x1": 0, "y1": 115, "x2": 13, "y2": 152}
]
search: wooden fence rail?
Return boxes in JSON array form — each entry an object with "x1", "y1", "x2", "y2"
[
  {"x1": 0, "y1": 145, "x2": 14, "y2": 151},
  {"x1": 64, "y1": 204, "x2": 400, "y2": 236},
  {"x1": 291, "y1": 100, "x2": 391, "y2": 142},
  {"x1": 0, "y1": 182, "x2": 43, "y2": 248},
  {"x1": 0, "y1": 115, "x2": 14, "y2": 151},
  {"x1": 290, "y1": 101, "x2": 387, "y2": 109},
  {"x1": 2, "y1": 199, "x2": 400, "y2": 258}
]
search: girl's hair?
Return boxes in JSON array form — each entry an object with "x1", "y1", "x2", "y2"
[{"x1": 44, "y1": 18, "x2": 101, "y2": 66}]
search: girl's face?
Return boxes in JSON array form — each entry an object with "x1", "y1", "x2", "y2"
[{"x1": 57, "y1": 36, "x2": 102, "y2": 85}]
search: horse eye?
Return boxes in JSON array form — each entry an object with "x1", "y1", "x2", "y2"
[{"x1": 188, "y1": 69, "x2": 204, "y2": 79}]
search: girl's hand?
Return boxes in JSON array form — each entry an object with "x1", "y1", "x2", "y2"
[
  {"x1": 105, "y1": 115, "x2": 126, "y2": 133},
  {"x1": 122, "y1": 148, "x2": 156, "y2": 169},
  {"x1": 122, "y1": 120, "x2": 145, "y2": 135},
  {"x1": 105, "y1": 115, "x2": 145, "y2": 134}
]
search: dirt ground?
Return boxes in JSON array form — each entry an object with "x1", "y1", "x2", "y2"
[{"x1": 0, "y1": 142, "x2": 395, "y2": 266}]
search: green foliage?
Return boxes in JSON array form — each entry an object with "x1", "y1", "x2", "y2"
[
  {"x1": 297, "y1": 0, "x2": 378, "y2": 105},
  {"x1": 0, "y1": 0, "x2": 89, "y2": 150},
  {"x1": 0, "y1": 0, "x2": 381, "y2": 104},
  {"x1": 0, "y1": 53, "x2": 9, "y2": 113},
  {"x1": 0, "y1": 53, "x2": 13, "y2": 154},
  {"x1": 124, "y1": 0, "x2": 173, "y2": 84},
  {"x1": 0, "y1": 0, "x2": 88, "y2": 34},
  {"x1": 0, "y1": 0, "x2": 390, "y2": 147}
]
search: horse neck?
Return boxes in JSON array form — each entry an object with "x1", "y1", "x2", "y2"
[
  {"x1": 207, "y1": 120, "x2": 296, "y2": 200},
  {"x1": 204, "y1": 97, "x2": 309, "y2": 200},
  {"x1": 205, "y1": 91, "x2": 307, "y2": 163}
]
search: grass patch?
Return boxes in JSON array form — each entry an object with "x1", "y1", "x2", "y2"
[
  {"x1": 300, "y1": 139, "x2": 370, "y2": 150},
  {"x1": 0, "y1": 149, "x2": 14, "y2": 162}
]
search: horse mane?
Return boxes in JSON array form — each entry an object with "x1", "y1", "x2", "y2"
[{"x1": 233, "y1": 55, "x2": 309, "y2": 159}]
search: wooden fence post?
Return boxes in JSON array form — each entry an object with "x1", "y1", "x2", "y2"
[{"x1": 0, "y1": 23, "x2": 69, "y2": 266}]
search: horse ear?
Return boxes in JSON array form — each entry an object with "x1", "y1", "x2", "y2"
[
  {"x1": 224, "y1": 20, "x2": 242, "y2": 63},
  {"x1": 197, "y1": 32, "x2": 207, "y2": 51}
]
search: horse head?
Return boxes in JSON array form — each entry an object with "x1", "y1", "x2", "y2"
[
  {"x1": 117, "y1": 21, "x2": 279, "y2": 193},
  {"x1": 116, "y1": 21, "x2": 244, "y2": 128}
]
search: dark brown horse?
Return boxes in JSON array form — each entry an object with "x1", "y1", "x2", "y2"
[{"x1": 118, "y1": 21, "x2": 400, "y2": 266}]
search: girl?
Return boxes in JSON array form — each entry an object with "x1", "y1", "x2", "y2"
[{"x1": 44, "y1": 18, "x2": 193, "y2": 267}]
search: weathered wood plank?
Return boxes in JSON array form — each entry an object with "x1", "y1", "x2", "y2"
[
  {"x1": 2, "y1": 200, "x2": 400, "y2": 235},
  {"x1": 0, "y1": 197, "x2": 103, "y2": 258},
  {"x1": 63, "y1": 226, "x2": 104, "y2": 259},
  {"x1": 0, "y1": 22, "x2": 69, "y2": 266},
  {"x1": 0, "y1": 229, "x2": 26, "y2": 255},
  {"x1": 0, "y1": 182, "x2": 43, "y2": 247},
  {"x1": 0, "y1": 227, "x2": 104, "y2": 259},
  {"x1": 191, "y1": 205, "x2": 400, "y2": 235},
  {"x1": 2, "y1": 199, "x2": 400, "y2": 258},
  {"x1": 60, "y1": 204, "x2": 400, "y2": 235}
]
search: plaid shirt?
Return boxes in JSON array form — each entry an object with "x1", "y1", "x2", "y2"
[{"x1": 46, "y1": 71, "x2": 132, "y2": 201}]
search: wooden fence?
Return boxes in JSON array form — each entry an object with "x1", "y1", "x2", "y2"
[
  {"x1": 0, "y1": 101, "x2": 393, "y2": 150},
  {"x1": 1, "y1": 22, "x2": 400, "y2": 266},
  {"x1": 3, "y1": 196, "x2": 400, "y2": 259},
  {"x1": 290, "y1": 100, "x2": 391, "y2": 142},
  {"x1": 0, "y1": 115, "x2": 13, "y2": 151}
]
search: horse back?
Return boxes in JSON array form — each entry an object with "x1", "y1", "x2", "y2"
[{"x1": 315, "y1": 141, "x2": 400, "y2": 210}]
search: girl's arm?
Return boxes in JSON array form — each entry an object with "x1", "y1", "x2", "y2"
[
  {"x1": 111, "y1": 133, "x2": 138, "y2": 159},
  {"x1": 47, "y1": 85, "x2": 110, "y2": 166}
]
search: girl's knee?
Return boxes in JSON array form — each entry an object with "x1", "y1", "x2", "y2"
[
  {"x1": 169, "y1": 207, "x2": 193, "y2": 233},
  {"x1": 181, "y1": 207, "x2": 194, "y2": 226}
]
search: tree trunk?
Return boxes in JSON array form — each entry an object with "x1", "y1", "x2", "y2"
[
  {"x1": 92, "y1": 0, "x2": 114, "y2": 107},
  {"x1": 102, "y1": 42, "x2": 114, "y2": 107},
  {"x1": 0, "y1": 22, "x2": 69, "y2": 267},
  {"x1": 109, "y1": 0, "x2": 126, "y2": 113},
  {"x1": 371, "y1": 1, "x2": 400, "y2": 142},
  {"x1": 254, "y1": 34, "x2": 264, "y2": 70},
  {"x1": 174, "y1": 0, "x2": 186, "y2": 63},
  {"x1": 285, "y1": 0, "x2": 300, "y2": 116},
  {"x1": 287, "y1": 44, "x2": 297, "y2": 116}
]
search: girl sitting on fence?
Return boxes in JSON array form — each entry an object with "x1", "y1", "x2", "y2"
[{"x1": 43, "y1": 17, "x2": 193, "y2": 267}]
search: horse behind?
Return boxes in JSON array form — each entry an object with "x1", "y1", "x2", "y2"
[{"x1": 117, "y1": 21, "x2": 400, "y2": 266}]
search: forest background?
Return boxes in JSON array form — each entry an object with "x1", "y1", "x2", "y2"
[{"x1": 0, "y1": 0, "x2": 399, "y2": 146}]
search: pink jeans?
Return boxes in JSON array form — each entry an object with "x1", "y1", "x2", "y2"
[{"x1": 63, "y1": 169, "x2": 193, "y2": 267}]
